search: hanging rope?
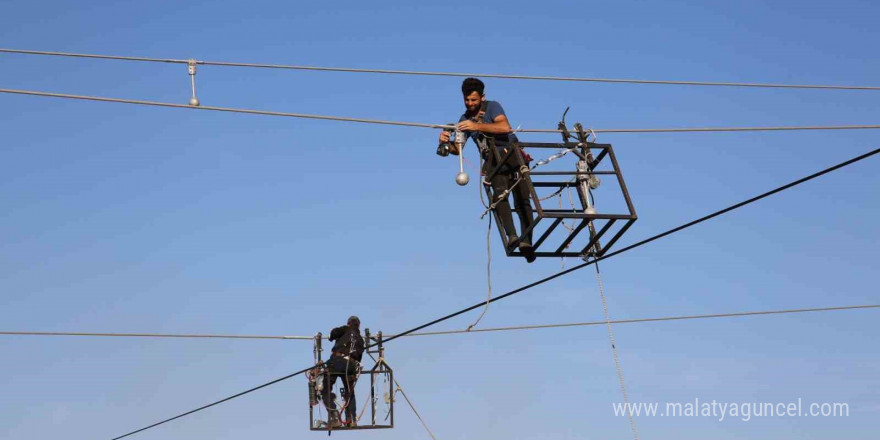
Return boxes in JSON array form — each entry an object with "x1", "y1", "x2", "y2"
[
  {"x1": 469, "y1": 153, "x2": 494, "y2": 331},
  {"x1": 593, "y1": 261, "x2": 639, "y2": 440},
  {"x1": 467, "y1": 215, "x2": 493, "y2": 331}
]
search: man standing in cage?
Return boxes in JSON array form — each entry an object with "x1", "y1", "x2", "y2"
[
  {"x1": 438, "y1": 77, "x2": 536, "y2": 262},
  {"x1": 323, "y1": 316, "x2": 365, "y2": 427}
]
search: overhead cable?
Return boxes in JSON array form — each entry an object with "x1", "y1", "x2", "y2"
[
  {"x1": 3, "y1": 48, "x2": 880, "y2": 91},
  {"x1": 4, "y1": 88, "x2": 880, "y2": 134},
  {"x1": 410, "y1": 304, "x2": 880, "y2": 336},
  {"x1": 0, "y1": 88, "x2": 450, "y2": 129},
  {"x1": 111, "y1": 365, "x2": 314, "y2": 440},
  {"x1": 109, "y1": 147, "x2": 878, "y2": 439},
  {"x1": 0, "y1": 331, "x2": 309, "y2": 340},
  {"x1": 3, "y1": 304, "x2": 877, "y2": 341}
]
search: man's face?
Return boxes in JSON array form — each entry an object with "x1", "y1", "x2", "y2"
[{"x1": 463, "y1": 91, "x2": 483, "y2": 113}]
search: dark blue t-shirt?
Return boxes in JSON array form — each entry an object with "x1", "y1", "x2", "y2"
[{"x1": 459, "y1": 100, "x2": 518, "y2": 146}]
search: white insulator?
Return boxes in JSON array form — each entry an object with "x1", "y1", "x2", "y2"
[
  {"x1": 585, "y1": 206, "x2": 597, "y2": 215},
  {"x1": 187, "y1": 59, "x2": 200, "y2": 106},
  {"x1": 576, "y1": 159, "x2": 589, "y2": 181},
  {"x1": 454, "y1": 129, "x2": 465, "y2": 146},
  {"x1": 589, "y1": 175, "x2": 601, "y2": 189},
  {"x1": 456, "y1": 172, "x2": 470, "y2": 186}
]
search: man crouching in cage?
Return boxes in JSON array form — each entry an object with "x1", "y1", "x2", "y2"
[
  {"x1": 323, "y1": 316, "x2": 365, "y2": 427},
  {"x1": 438, "y1": 77, "x2": 536, "y2": 263}
]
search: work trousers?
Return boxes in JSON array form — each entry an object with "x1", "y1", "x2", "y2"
[
  {"x1": 322, "y1": 355, "x2": 360, "y2": 423},
  {"x1": 482, "y1": 145, "x2": 535, "y2": 245}
]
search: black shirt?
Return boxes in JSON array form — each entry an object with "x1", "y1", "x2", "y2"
[{"x1": 329, "y1": 325, "x2": 365, "y2": 362}]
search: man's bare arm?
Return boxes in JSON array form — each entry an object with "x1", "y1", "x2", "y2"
[{"x1": 458, "y1": 114, "x2": 512, "y2": 134}]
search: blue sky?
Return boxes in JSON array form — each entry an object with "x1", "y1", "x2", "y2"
[{"x1": 1, "y1": 1, "x2": 878, "y2": 439}]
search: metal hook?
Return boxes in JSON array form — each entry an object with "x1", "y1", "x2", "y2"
[{"x1": 557, "y1": 106, "x2": 572, "y2": 142}]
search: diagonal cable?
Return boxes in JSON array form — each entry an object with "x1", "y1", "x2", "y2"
[
  {"x1": 366, "y1": 352, "x2": 437, "y2": 440},
  {"x1": 109, "y1": 147, "x2": 878, "y2": 439},
  {"x1": 380, "y1": 147, "x2": 879, "y2": 347},
  {"x1": 110, "y1": 366, "x2": 314, "y2": 440}
]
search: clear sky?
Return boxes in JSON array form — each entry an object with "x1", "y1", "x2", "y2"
[{"x1": 1, "y1": 1, "x2": 878, "y2": 439}]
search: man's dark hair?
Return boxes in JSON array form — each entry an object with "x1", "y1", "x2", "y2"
[
  {"x1": 347, "y1": 315, "x2": 360, "y2": 328},
  {"x1": 461, "y1": 77, "x2": 485, "y2": 97}
]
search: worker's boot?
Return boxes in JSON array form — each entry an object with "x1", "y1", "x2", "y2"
[
  {"x1": 519, "y1": 241, "x2": 536, "y2": 263},
  {"x1": 328, "y1": 409, "x2": 341, "y2": 428},
  {"x1": 507, "y1": 235, "x2": 520, "y2": 251}
]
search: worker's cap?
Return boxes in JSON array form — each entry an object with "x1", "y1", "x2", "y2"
[{"x1": 347, "y1": 316, "x2": 361, "y2": 327}]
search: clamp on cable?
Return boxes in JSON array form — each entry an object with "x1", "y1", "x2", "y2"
[{"x1": 187, "y1": 59, "x2": 200, "y2": 106}]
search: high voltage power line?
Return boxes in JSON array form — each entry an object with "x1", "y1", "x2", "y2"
[
  {"x1": 3, "y1": 305, "x2": 877, "y2": 341},
  {"x1": 3, "y1": 48, "x2": 880, "y2": 91},
  {"x1": 4, "y1": 45, "x2": 877, "y2": 440},
  {"x1": 5, "y1": 47, "x2": 876, "y2": 440},
  {"x1": 109, "y1": 147, "x2": 879, "y2": 440},
  {"x1": 4, "y1": 88, "x2": 880, "y2": 134}
]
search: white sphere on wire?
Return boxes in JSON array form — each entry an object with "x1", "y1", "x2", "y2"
[
  {"x1": 456, "y1": 172, "x2": 470, "y2": 186},
  {"x1": 189, "y1": 97, "x2": 201, "y2": 107}
]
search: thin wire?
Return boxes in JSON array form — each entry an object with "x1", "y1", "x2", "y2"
[
  {"x1": 0, "y1": 331, "x2": 310, "y2": 339},
  {"x1": 466, "y1": 215, "x2": 493, "y2": 331},
  {"x1": 526, "y1": 125, "x2": 880, "y2": 134},
  {"x1": 400, "y1": 304, "x2": 880, "y2": 337},
  {"x1": 5, "y1": 88, "x2": 880, "y2": 134},
  {"x1": 0, "y1": 88, "x2": 450, "y2": 129},
  {"x1": 3, "y1": 48, "x2": 880, "y2": 91},
  {"x1": 0, "y1": 48, "x2": 187, "y2": 63},
  {"x1": 392, "y1": 382, "x2": 437, "y2": 439},
  {"x1": 109, "y1": 147, "x2": 878, "y2": 439},
  {"x1": 367, "y1": 353, "x2": 437, "y2": 440},
  {"x1": 594, "y1": 262, "x2": 639, "y2": 440},
  {"x1": 3, "y1": 305, "x2": 877, "y2": 341}
]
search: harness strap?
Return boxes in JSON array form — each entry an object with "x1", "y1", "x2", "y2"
[{"x1": 470, "y1": 100, "x2": 489, "y2": 124}]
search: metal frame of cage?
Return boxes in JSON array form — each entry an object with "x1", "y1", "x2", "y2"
[
  {"x1": 483, "y1": 125, "x2": 637, "y2": 259},
  {"x1": 308, "y1": 330, "x2": 394, "y2": 432}
]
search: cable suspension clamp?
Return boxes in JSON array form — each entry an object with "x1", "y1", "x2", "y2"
[{"x1": 187, "y1": 59, "x2": 200, "y2": 106}]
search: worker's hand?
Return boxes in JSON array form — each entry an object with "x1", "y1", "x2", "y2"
[
  {"x1": 439, "y1": 130, "x2": 451, "y2": 143},
  {"x1": 448, "y1": 143, "x2": 461, "y2": 155},
  {"x1": 458, "y1": 120, "x2": 479, "y2": 131}
]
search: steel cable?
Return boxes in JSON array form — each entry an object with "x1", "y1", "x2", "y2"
[
  {"x1": 2, "y1": 305, "x2": 877, "y2": 340},
  {"x1": 4, "y1": 88, "x2": 880, "y2": 134},
  {"x1": 108, "y1": 147, "x2": 878, "y2": 439},
  {"x1": 3, "y1": 48, "x2": 880, "y2": 91}
]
